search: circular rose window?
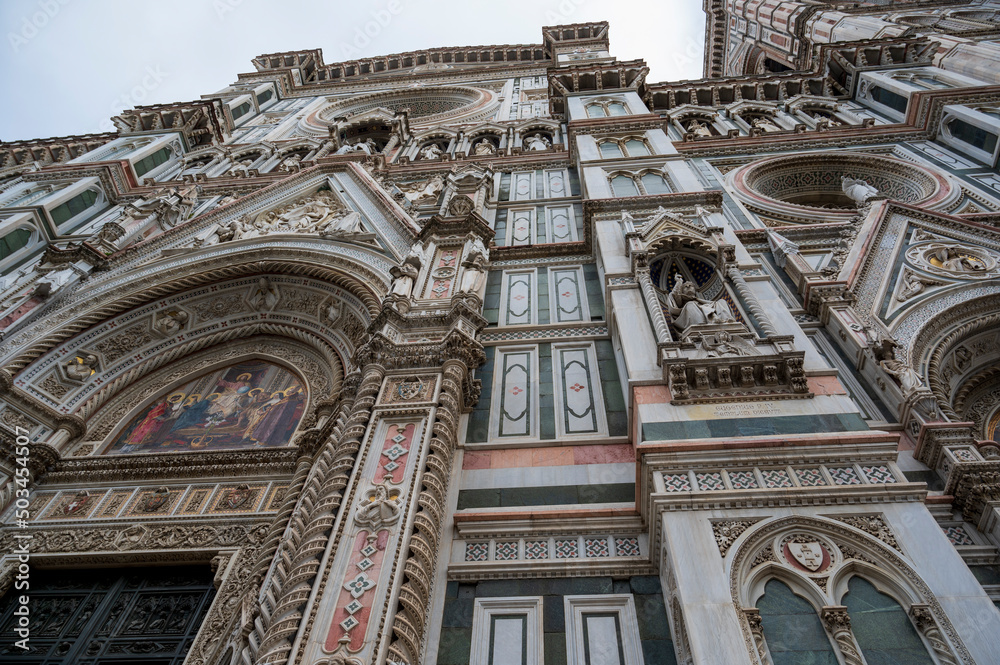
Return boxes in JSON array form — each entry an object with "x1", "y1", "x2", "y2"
[{"x1": 728, "y1": 152, "x2": 955, "y2": 224}]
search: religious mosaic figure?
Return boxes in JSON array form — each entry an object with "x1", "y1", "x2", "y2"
[{"x1": 108, "y1": 360, "x2": 305, "y2": 454}]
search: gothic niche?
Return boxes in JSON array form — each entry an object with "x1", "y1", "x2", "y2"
[
  {"x1": 652, "y1": 254, "x2": 749, "y2": 349},
  {"x1": 106, "y1": 359, "x2": 306, "y2": 454},
  {"x1": 336, "y1": 119, "x2": 392, "y2": 154}
]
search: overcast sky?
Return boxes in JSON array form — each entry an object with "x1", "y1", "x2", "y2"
[{"x1": 0, "y1": 0, "x2": 706, "y2": 142}]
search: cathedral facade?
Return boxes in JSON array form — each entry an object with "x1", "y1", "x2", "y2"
[{"x1": 2, "y1": 2, "x2": 1000, "y2": 663}]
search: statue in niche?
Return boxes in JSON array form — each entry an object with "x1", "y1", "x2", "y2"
[
  {"x1": 841, "y1": 176, "x2": 879, "y2": 206},
  {"x1": 278, "y1": 153, "x2": 303, "y2": 172},
  {"x1": 751, "y1": 116, "x2": 781, "y2": 132},
  {"x1": 472, "y1": 139, "x2": 497, "y2": 155},
  {"x1": 153, "y1": 309, "x2": 189, "y2": 336},
  {"x1": 335, "y1": 139, "x2": 378, "y2": 155},
  {"x1": 65, "y1": 354, "x2": 99, "y2": 382},
  {"x1": 666, "y1": 276, "x2": 736, "y2": 331},
  {"x1": 685, "y1": 119, "x2": 713, "y2": 137},
  {"x1": 228, "y1": 159, "x2": 253, "y2": 176},
  {"x1": 880, "y1": 358, "x2": 925, "y2": 395},
  {"x1": 524, "y1": 133, "x2": 551, "y2": 151},
  {"x1": 250, "y1": 277, "x2": 279, "y2": 311},
  {"x1": 458, "y1": 237, "x2": 489, "y2": 294},
  {"x1": 390, "y1": 247, "x2": 424, "y2": 299},
  {"x1": 398, "y1": 174, "x2": 445, "y2": 205},
  {"x1": 418, "y1": 143, "x2": 445, "y2": 160}
]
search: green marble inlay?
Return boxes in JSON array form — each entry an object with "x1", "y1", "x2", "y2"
[
  {"x1": 456, "y1": 482, "x2": 634, "y2": 509},
  {"x1": 641, "y1": 413, "x2": 869, "y2": 441}
]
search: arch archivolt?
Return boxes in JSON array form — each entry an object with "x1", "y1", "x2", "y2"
[
  {"x1": 83, "y1": 334, "x2": 336, "y2": 449},
  {"x1": 15, "y1": 273, "x2": 360, "y2": 423},
  {"x1": 0, "y1": 242, "x2": 389, "y2": 373},
  {"x1": 907, "y1": 293, "x2": 1000, "y2": 420},
  {"x1": 728, "y1": 514, "x2": 973, "y2": 664}
]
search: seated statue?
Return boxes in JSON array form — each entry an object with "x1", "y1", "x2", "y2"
[
  {"x1": 666, "y1": 276, "x2": 736, "y2": 332},
  {"x1": 473, "y1": 139, "x2": 497, "y2": 155},
  {"x1": 524, "y1": 133, "x2": 551, "y2": 151}
]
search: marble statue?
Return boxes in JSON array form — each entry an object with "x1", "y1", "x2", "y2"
[
  {"x1": 880, "y1": 358, "x2": 925, "y2": 395},
  {"x1": 841, "y1": 176, "x2": 879, "y2": 206},
  {"x1": 278, "y1": 153, "x2": 302, "y2": 171},
  {"x1": 419, "y1": 144, "x2": 445, "y2": 160},
  {"x1": 686, "y1": 119, "x2": 713, "y2": 137},
  {"x1": 319, "y1": 209, "x2": 364, "y2": 238},
  {"x1": 473, "y1": 140, "x2": 496, "y2": 155},
  {"x1": 524, "y1": 133, "x2": 551, "y2": 151},
  {"x1": 458, "y1": 237, "x2": 489, "y2": 294},
  {"x1": 398, "y1": 175, "x2": 445, "y2": 205},
  {"x1": 751, "y1": 117, "x2": 781, "y2": 132},
  {"x1": 931, "y1": 246, "x2": 987, "y2": 272},
  {"x1": 666, "y1": 276, "x2": 736, "y2": 331},
  {"x1": 390, "y1": 247, "x2": 424, "y2": 298}
]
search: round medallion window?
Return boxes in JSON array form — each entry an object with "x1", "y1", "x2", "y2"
[{"x1": 728, "y1": 152, "x2": 955, "y2": 224}]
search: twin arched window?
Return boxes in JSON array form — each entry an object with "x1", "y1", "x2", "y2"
[
  {"x1": 598, "y1": 137, "x2": 651, "y2": 159},
  {"x1": 586, "y1": 100, "x2": 629, "y2": 118},
  {"x1": 610, "y1": 171, "x2": 672, "y2": 197},
  {"x1": 757, "y1": 576, "x2": 935, "y2": 665}
]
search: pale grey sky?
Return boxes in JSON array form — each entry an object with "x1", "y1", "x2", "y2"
[{"x1": 0, "y1": 0, "x2": 705, "y2": 142}]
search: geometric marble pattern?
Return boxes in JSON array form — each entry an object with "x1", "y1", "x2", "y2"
[
  {"x1": 828, "y1": 466, "x2": 862, "y2": 486},
  {"x1": 465, "y1": 542, "x2": 489, "y2": 562},
  {"x1": 614, "y1": 537, "x2": 641, "y2": 557},
  {"x1": 760, "y1": 468, "x2": 794, "y2": 488},
  {"x1": 942, "y1": 525, "x2": 975, "y2": 546},
  {"x1": 524, "y1": 540, "x2": 549, "y2": 560},
  {"x1": 584, "y1": 537, "x2": 610, "y2": 558},
  {"x1": 495, "y1": 541, "x2": 519, "y2": 561},
  {"x1": 696, "y1": 471, "x2": 726, "y2": 491},
  {"x1": 663, "y1": 473, "x2": 693, "y2": 492},
  {"x1": 727, "y1": 470, "x2": 758, "y2": 490},
  {"x1": 555, "y1": 539, "x2": 579, "y2": 559},
  {"x1": 861, "y1": 465, "x2": 896, "y2": 484},
  {"x1": 794, "y1": 468, "x2": 826, "y2": 486}
]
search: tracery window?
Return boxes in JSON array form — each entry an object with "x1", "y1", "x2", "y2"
[
  {"x1": 757, "y1": 579, "x2": 838, "y2": 665},
  {"x1": 842, "y1": 577, "x2": 935, "y2": 665}
]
